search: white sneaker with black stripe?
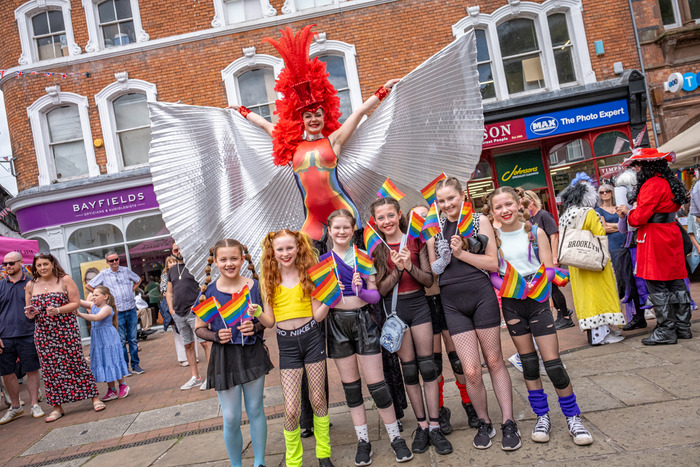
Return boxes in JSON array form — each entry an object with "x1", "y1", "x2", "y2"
[
  {"x1": 531, "y1": 413, "x2": 551, "y2": 443},
  {"x1": 567, "y1": 415, "x2": 593, "y2": 445}
]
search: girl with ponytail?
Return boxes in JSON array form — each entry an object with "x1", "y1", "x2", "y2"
[{"x1": 194, "y1": 239, "x2": 273, "y2": 467}]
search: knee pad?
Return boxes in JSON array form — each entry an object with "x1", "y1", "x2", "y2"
[
  {"x1": 342, "y1": 379, "x2": 364, "y2": 408},
  {"x1": 367, "y1": 380, "x2": 393, "y2": 409},
  {"x1": 520, "y1": 351, "x2": 540, "y2": 381},
  {"x1": 543, "y1": 358, "x2": 570, "y2": 390},
  {"x1": 401, "y1": 360, "x2": 419, "y2": 385},
  {"x1": 417, "y1": 355, "x2": 439, "y2": 383},
  {"x1": 433, "y1": 352, "x2": 443, "y2": 375},
  {"x1": 447, "y1": 350, "x2": 463, "y2": 375}
]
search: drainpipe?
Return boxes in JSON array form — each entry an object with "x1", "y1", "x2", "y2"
[{"x1": 627, "y1": 0, "x2": 659, "y2": 147}]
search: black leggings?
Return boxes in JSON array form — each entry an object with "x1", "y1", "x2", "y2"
[
  {"x1": 440, "y1": 282, "x2": 501, "y2": 335},
  {"x1": 501, "y1": 297, "x2": 557, "y2": 337},
  {"x1": 551, "y1": 284, "x2": 568, "y2": 314}
]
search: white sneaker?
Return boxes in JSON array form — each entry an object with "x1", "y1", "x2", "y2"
[
  {"x1": 508, "y1": 354, "x2": 523, "y2": 373},
  {"x1": 602, "y1": 333, "x2": 624, "y2": 344},
  {"x1": 30, "y1": 404, "x2": 45, "y2": 419},
  {"x1": 180, "y1": 376, "x2": 203, "y2": 390},
  {"x1": 179, "y1": 361, "x2": 189, "y2": 367},
  {"x1": 644, "y1": 309, "x2": 655, "y2": 320},
  {"x1": 199, "y1": 379, "x2": 208, "y2": 390},
  {"x1": 0, "y1": 406, "x2": 24, "y2": 425},
  {"x1": 531, "y1": 413, "x2": 551, "y2": 443},
  {"x1": 567, "y1": 415, "x2": 593, "y2": 446}
]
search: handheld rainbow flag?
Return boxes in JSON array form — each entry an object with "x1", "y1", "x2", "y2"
[
  {"x1": 377, "y1": 178, "x2": 405, "y2": 201},
  {"x1": 354, "y1": 245, "x2": 374, "y2": 277},
  {"x1": 553, "y1": 268, "x2": 570, "y2": 287},
  {"x1": 421, "y1": 202, "x2": 441, "y2": 241},
  {"x1": 457, "y1": 201, "x2": 474, "y2": 237},
  {"x1": 311, "y1": 272, "x2": 343, "y2": 307},
  {"x1": 363, "y1": 223, "x2": 386, "y2": 257},
  {"x1": 192, "y1": 296, "x2": 221, "y2": 324},
  {"x1": 526, "y1": 264, "x2": 551, "y2": 303},
  {"x1": 408, "y1": 210, "x2": 425, "y2": 240},
  {"x1": 219, "y1": 285, "x2": 251, "y2": 327},
  {"x1": 499, "y1": 261, "x2": 528, "y2": 299},
  {"x1": 420, "y1": 173, "x2": 447, "y2": 206},
  {"x1": 307, "y1": 256, "x2": 336, "y2": 287}
]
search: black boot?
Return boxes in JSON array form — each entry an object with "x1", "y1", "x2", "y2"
[
  {"x1": 621, "y1": 312, "x2": 647, "y2": 331},
  {"x1": 642, "y1": 292, "x2": 678, "y2": 345},
  {"x1": 674, "y1": 290, "x2": 693, "y2": 339},
  {"x1": 555, "y1": 309, "x2": 574, "y2": 330}
]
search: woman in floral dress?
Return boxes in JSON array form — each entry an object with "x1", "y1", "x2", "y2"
[{"x1": 25, "y1": 253, "x2": 100, "y2": 422}]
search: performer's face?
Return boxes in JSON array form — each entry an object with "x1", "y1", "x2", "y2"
[
  {"x1": 215, "y1": 246, "x2": 245, "y2": 279},
  {"x1": 273, "y1": 235, "x2": 298, "y2": 267},
  {"x1": 491, "y1": 193, "x2": 519, "y2": 226},
  {"x1": 302, "y1": 108, "x2": 325, "y2": 135},
  {"x1": 329, "y1": 216, "x2": 354, "y2": 247},
  {"x1": 436, "y1": 186, "x2": 462, "y2": 220},
  {"x1": 374, "y1": 204, "x2": 401, "y2": 237}
]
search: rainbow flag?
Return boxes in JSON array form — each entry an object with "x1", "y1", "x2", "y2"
[
  {"x1": 408, "y1": 210, "x2": 425, "y2": 239},
  {"x1": 307, "y1": 256, "x2": 336, "y2": 287},
  {"x1": 192, "y1": 296, "x2": 221, "y2": 324},
  {"x1": 354, "y1": 245, "x2": 374, "y2": 276},
  {"x1": 363, "y1": 224, "x2": 384, "y2": 257},
  {"x1": 377, "y1": 178, "x2": 405, "y2": 201},
  {"x1": 526, "y1": 264, "x2": 551, "y2": 303},
  {"x1": 420, "y1": 173, "x2": 447, "y2": 205},
  {"x1": 457, "y1": 202, "x2": 474, "y2": 237},
  {"x1": 421, "y1": 202, "x2": 441, "y2": 241},
  {"x1": 23, "y1": 265, "x2": 32, "y2": 276},
  {"x1": 553, "y1": 268, "x2": 570, "y2": 287},
  {"x1": 219, "y1": 285, "x2": 251, "y2": 327},
  {"x1": 311, "y1": 272, "x2": 343, "y2": 307},
  {"x1": 499, "y1": 261, "x2": 527, "y2": 299}
]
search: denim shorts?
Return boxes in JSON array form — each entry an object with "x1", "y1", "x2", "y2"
[{"x1": 172, "y1": 312, "x2": 204, "y2": 345}]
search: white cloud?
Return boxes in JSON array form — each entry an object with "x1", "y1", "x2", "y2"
[{"x1": 0, "y1": 91, "x2": 18, "y2": 195}]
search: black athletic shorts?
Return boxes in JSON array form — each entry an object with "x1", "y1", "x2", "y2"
[
  {"x1": 501, "y1": 297, "x2": 557, "y2": 338},
  {"x1": 440, "y1": 282, "x2": 501, "y2": 335},
  {"x1": 382, "y1": 291, "x2": 432, "y2": 328},
  {"x1": 327, "y1": 306, "x2": 381, "y2": 359},
  {"x1": 276, "y1": 319, "x2": 326, "y2": 370},
  {"x1": 426, "y1": 294, "x2": 448, "y2": 335}
]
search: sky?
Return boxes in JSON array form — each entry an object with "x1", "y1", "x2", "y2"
[{"x1": 0, "y1": 91, "x2": 18, "y2": 195}]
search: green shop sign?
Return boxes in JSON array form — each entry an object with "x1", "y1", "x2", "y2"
[{"x1": 495, "y1": 149, "x2": 548, "y2": 190}]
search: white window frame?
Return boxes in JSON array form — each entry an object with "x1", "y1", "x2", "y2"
[
  {"x1": 309, "y1": 35, "x2": 363, "y2": 114},
  {"x1": 211, "y1": 0, "x2": 277, "y2": 27},
  {"x1": 95, "y1": 72, "x2": 157, "y2": 174},
  {"x1": 15, "y1": 0, "x2": 81, "y2": 65},
  {"x1": 282, "y1": 0, "x2": 340, "y2": 14},
  {"x1": 27, "y1": 86, "x2": 99, "y2": 186},
  {"x1": 81, "y1": 0, "x2": 149, "y2": 53},
  {"x1": 452, "y1": 0, "x2": 595, "y2": 101},
  {"x1": 221, "y1": 47, "x2": 283, "y2": 107}
]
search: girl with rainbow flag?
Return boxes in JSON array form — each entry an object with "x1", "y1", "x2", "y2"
[
  {"x1": 486, "y1": 186, "x2": 593, "y2": 447},
  {"x1": 193, "y1": 239, "x2": 273, "y2": 467},
  {"x1": 258, "y1": 230, "x2": 333, "y2": 467}
]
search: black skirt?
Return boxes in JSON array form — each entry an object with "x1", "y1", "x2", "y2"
[{"x1": 206, "y1": 338, "x2": 274, "y2": 391}]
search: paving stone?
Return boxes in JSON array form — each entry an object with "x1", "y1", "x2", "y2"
[
  {"x1": 83, "y1": 440, "x2": 176, "y2": 466},
  {"x1": 123, "y1": 398, "x2": 220, "y2": 435},
  {"x1": 589, "y1": 373, "x2": 674, "y2": 406},
  {"x1": 552, "y1": 445, "x2": 700, "y2": 467},
  {"x1": 640, "y1": 343, "x2": 700, "y2": 364},
  {"x1": 635, "y1": 360, "x2": 700, "y2": 399},
  {"x1": 562, "y1": 341, "x2": 631, "y2": 360},
  {"x1": 153, "y1": 432, "x2": 231, "y2": 466},
  {"x1": 44, "y1": 459, "x2": 91, "y2": 467},
  {"x1": 563, "y1": 350, "x2": 667, "y2": 379}
]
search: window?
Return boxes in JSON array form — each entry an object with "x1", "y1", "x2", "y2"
[
  {"x1": 498, "y1": 18, "x2": 545, "y2": 95},
  {"x1": 548, "y1": 14, "x2": 576, "y2": 85},
  {"x1": 237, "y1": 68, "x2": 277, "y2": 122},
  {"x1": 692, "y1": 0, "x2": 700, "y2": 19},
  {"x1": 28, "y1": 88, "x2": 99, "y2": 185},
  {"x1": 659, "y1": 0, "x2": 681, "y2": 27},
  {"x1": 282, "y1": 0, "x2": 334, "y2": 13},
  {"x1": 549, "y1": 139, "x2": 592, "y2": 167},
  {"x1": 95, "y1": 74, "x2": 157, "y2": 173},
  {"x1": 317, "y1": 55, "x2": 351, "y2": 122},
  {"x1": 211, "y1": 0, "x2": 276, "y2": 27},
  {"x1": 82, "y1": 0, "x2": 148, "y2": 53},
  {"x1": 659, "y1": 0, "x2": 700, "y2": 27},
  {"x1": 475, "y1": 30, "x2": 496, "y2": 100},
  {"x1": 593, "y1": 131, "x2": 630, "y2": 157},
  {"x1": 15, "y1": 0, "x2": 81, "y2": 65},
  {"x1": 310, "y1": 38, "x2": 362, "y2": 120}
]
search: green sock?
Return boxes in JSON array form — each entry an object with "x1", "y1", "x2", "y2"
[
  {"x1": 313, "y1": 414, "x2": 331, "y2": 459},
  {"x1": 283, "y1": 427, "x2": 303, "y2": 467}
]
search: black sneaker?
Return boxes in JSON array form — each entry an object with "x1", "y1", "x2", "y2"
[
  {"x1": 411, "y1": 426, "x2": 430, "y2": 453},
  {"x1": 318, "y1": 458, "x2": 334, "y2": 467},
  {"x1": 555, "y1": 309, "x2": 575, "y2": 330},
  {"x1": 463, "y1": 402, "x2": 479, "y2": 428},
  {"x1": 438, "y1": 406, "x2": 452, "y2": 434},
  {"x1": 473, "y1": 419, "x2": 496, "y2": 449},
  {"x1": 390, "y1": 438, "x2": 413, "y2": 463},
  {"x1": 354, "y1": 440, "x2": 372, "y2": 466},
  {"x1": 301, "y1": 427, "x2": 314, "y2": 438},
  {"x1": 428, "y1": 427, "x2": 453, "y2": 455},
  {"x1": 501, "y1": 419, "x2": 522, "y2": 451},
  {"x1": 131, "y1": 365, "x2": 145, "y2": 375}
]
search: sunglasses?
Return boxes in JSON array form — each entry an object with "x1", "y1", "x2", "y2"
[
  {"x1": 172, "y1": 248, "x2": 180, "y2": 253},
  {"x1": 107, "y1": 258, "x2": 120, "y2": 263},
  {"x1": 599, "y1": 190, "x2": 612, "y2": 194},
  {"x1": 2, "y1": 261, "x2": 19, "y2": 267}
]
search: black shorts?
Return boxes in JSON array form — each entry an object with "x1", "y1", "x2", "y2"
[
  {"x1": 327, "y1": 306, "x2": 381, "y2": 359},
  {"x1": 276, "y1": 320, "x2": 327, "y2": 370},
  {"x1": 426, "y1": 294, "x2": 448, "y2": 335},
  {"x1": 501, "y1": 297, "x2": 557, "y2": 338},
  {"x1": 440, "y1": 281, "x2": 501, "y2": 335},
  {"x1": 0, "y1": 336, "x2": 41, "y2": 376},
  {"x1": 383, "y1": 291, "x2": 432, "y2": 328}
]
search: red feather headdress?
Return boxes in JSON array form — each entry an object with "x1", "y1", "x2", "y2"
[{"x1": 262, "y1": 25, "x2": 342, "y2": 166}]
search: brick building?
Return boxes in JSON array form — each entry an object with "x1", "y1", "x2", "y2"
[{"x1": 0, "y1": 0, "x2": 649, "y2": 331}]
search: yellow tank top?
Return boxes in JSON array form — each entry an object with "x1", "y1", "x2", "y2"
[{"x1": 272, "y1": 283, "x2": 313, "y2": 322}]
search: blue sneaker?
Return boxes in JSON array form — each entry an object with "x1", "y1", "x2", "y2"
[{"x1": 132, "y1": 365, "x2": 145, "y2": 375}]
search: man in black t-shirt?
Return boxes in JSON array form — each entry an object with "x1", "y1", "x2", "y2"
[{"x1": 166, "y1": 243, "x2": 211, "y2": 390}]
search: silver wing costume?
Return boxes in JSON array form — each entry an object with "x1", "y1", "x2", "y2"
[{"x1": 148, "y1": 30, "x2": 483, "y2": 280}]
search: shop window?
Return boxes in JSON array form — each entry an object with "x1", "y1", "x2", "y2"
[
  {"x1": 15, "y1": 0, "x2": 81, "y2": 65},
  {"x1": 29, "y1": 237, "x2": 50, "y2": 253},
  {"x1": 475, "y1": 29, "x2": 496, "y2": 100},
  {"x1": 548, "y1": 139, "x2": 592, "y2": 167},
  {"x1": 126, "y1": 214, "x2": 168, "y2": 240},
  {"x1": 237, "y1": 68, "x2": 278, "y2": 122},
  {"x1": 547, "y1": 14, "x2": 576, "y2": 85},
  {"x1": 82, "y1": 0, "x2": 148, "y2": 53},
  {"x1": 597, "y1": 154, "x2": 627, "y2": 181},
  {"x1": 67, "y1": 223, "x2": 123, "y2": 251},
  {"x1": 211, "y1": 0, "x2": 277, "y2": 26},
  {"x1": 498, "y1": 18, "x2": 545, "y2": 95},
  {"x1": 593, "y1": 131, "x2": 630, "y2": 157}
]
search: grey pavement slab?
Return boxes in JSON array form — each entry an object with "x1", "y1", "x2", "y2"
[
  {"x1": 553, "y1": 445, "x2": 700, "y2": 467},
  {"x1": 640, "y1": 343, "x2": 700, "y2": 364},
  {"x1": 589, "y1": 373, "x2": 675, "y2": 406},
  {"x1": 635, "y1": 360, "x2": 700, "y2": 399},
  {"x1": 123, "y1": 398, "x2": 220, "y2": 435},
  {"x1": 22, "y1": 414, "x2": 139, "y2": 456},
  {"x1": 45, "y1": 460, "x2": 90, "y2": 467},
  {"x1": 152, "y1": 432, "x2": 231, "y2": 466},
  {"x1": 83, "y1": 439, "x2": 177, "y2": 466},
  {"x1": 563, "y1": 349, "x2": 668, "y2": 379}
]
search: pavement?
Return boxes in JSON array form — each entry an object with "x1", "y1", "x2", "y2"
[{"x1": 2, "y1": 283, "x2": 700, "y2": 467}]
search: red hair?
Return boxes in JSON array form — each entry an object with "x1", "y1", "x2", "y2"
[{"x1": 259, "y1": 230, "x2": 318, "y2": 305}]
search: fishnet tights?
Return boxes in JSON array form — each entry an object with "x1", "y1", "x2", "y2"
[
  {"x1": 451, "y1": 327, "x2": 513, "y2": 424},
  {"x1": 280, "y1": 361, "x2": 328, "y2": 431}
]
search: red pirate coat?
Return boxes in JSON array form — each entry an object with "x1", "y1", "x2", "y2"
[{"x1": 628, "y1": 175, "x2": 686, "y2": 281}]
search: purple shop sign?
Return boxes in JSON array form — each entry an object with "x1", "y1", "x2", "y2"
[{"x1": 16, "y1": 185, "x2": 160, "y2": 233}]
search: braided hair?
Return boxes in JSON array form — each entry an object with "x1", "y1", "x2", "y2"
[
  {"x1": 633, "y1": 159, "x2": 688, "y2": 207},
  {"x1": 198, "y1": 239, "x2": 258, "y2": 303}
]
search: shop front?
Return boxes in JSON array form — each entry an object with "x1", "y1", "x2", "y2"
[
  {"x1": 466, "y1": 70, "x2": 648, "y2": 221},
  {"x1": 7, "y1": 178, "x2": 172, "y2": 337}
]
